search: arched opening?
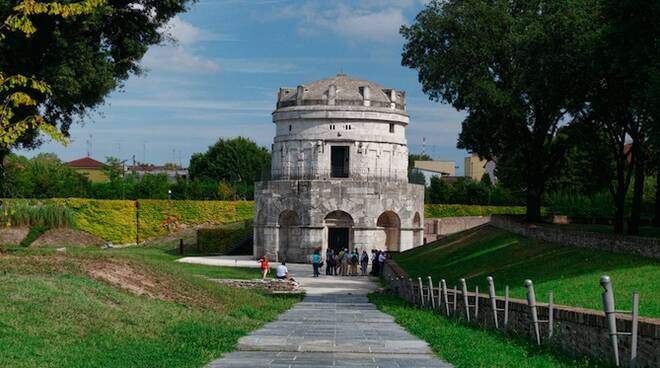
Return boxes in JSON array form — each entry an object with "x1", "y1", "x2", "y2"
[
  {"x1": 377, "y1": 211, "x2": 401, "y2": 252},
  {"x1": 324, "y1": 210, "x2": 354, "y2": 253},
  {"x1": 278, "y1": 210, "x2": 300, "y2": 261},
  {"x1": 413, "y1": 212, "x2": 422, "y2": 246}
]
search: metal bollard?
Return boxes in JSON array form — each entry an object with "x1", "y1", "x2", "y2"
[
  {"x1": 601, "y1": 276, "x2": 620, "y2": 366},
  {"x1": 525, "y1": 279, "x2": 541, "y2": 345},
  {"x1": 460, "y1": 278, "x2": 470, "y2": 321},
  {"x1": 418, "y1": 277, "x2": 425, "y2": 307},
  {"x1": 504, "y1": 285, "x2": 510, "y2": 329},
  {"x1": 600, "y1": 276, "x2": 640, "y2": 367},
  {"x1": 453, "y1": 285, "x2": 458, "y2": 314},
  {"x1": 487, "y1": 276, "x2": 499, "y2": 328},
  {"x1": 428, "y1": 276, "x2": 436, "y2": 310},
  {"x1": 474, "y1": 285, "x2": 479, "y2": 319},
  {"x1": 548, "y1": 290, "x2": 554, "y2": 338},
  {"x1": 441, "y1": 279, "x2": 450, "y2": 316},
  {"x1": 437, "y1": 280, "x2": 442, "y2": 311}
]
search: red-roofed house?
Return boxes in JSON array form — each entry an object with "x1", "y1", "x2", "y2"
[{"x1": 65, "y1": 156, "x2": 108, "y2": 182}]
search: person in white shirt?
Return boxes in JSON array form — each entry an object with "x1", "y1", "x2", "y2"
[{"x1": 276, "y1": 262, "x2": 289, "y2": 280}]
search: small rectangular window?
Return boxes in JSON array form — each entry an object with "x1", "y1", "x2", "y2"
[
  {"x1": 389, "y1": 123, "x2": 394, "y2": 133},
  {"x1": 289, "y1": 125, "x2": 292, "y2": 132}
]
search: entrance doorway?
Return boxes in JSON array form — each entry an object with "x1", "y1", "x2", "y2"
[
  {"x1": 328, "y1": 227, "x2": 349, "y2": 253},
  {"x1": 331, "y1": 146, "x2": 349, "y2": 178}
]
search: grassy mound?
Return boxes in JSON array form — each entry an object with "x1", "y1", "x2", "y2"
[
  {"x1": 393, "y1": 226, "x2": 660, "y2": 318},
  {"x1": 370, "y1": 293, "x2": 602, "y2": 367},
  {"x1": 0, "y1": 246, "x2": 301, "y2": 368}
]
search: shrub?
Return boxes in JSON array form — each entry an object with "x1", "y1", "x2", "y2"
[
  {"x1": 196, "y1": 221, "x2": 252, "y2": 254},
  {"x1": 424, "y1": 204, "x2": 527, "y2": 218},
  {"x1": 0, "y1": 201, "x2": 75, "y2": 228}
]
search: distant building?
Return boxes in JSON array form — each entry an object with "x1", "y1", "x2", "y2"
[
  {"x1": 464, "y1": 153, "x2": 497, "y2": 183},
  {"x1": 65, "y1": 156, "x2": 108, "y2": 182},
  {"x1": 125, "y1": 164, "x2": 188, "y2": 182},
  {"x1": 413, "y1": 160, "x2": 456, "y2": 186}
]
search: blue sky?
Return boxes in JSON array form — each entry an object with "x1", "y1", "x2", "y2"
[{"x1": 22, "y1": 0, "x2": 469, "y2": 174}]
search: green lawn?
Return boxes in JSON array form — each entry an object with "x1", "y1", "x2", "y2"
[
  {"x1": 0, "y1": 245, "x2": 302, "y2": 368},
  {"x1": 394, "y1": 226, "x2": 660, "y2": 318},
  {"x1": 370, "y1": 293, "x2": 603, "y2": 368}
]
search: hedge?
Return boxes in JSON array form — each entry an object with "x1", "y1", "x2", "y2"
[
  {"x1": 137, "y1": 200, "x2": 255, "y2": 240},
  {"x1": 196, "y1": 221, "x2": 252, "y2": 254},
  {"x1": 424, "y1": 204, "x2": 527, "y2": 218}
]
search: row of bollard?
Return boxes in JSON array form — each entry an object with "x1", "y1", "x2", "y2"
[{"x1": 389, "y1": 274, "x2": 640, "y2": 368}]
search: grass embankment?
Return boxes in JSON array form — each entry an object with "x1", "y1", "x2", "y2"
[
  {"x1": 370, "y1": 293, "x2": 602, "y2": 368},
  {"x1": 394, "y1": 226, "x2": 660, "y2": 318},
  {"x1": 0, "y1": 245, "x2": 301, "y2": 368}
]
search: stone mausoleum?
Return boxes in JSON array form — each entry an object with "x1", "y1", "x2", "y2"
[{"x1": 253, "y1": 74, "x2": 425, "y2": 262}]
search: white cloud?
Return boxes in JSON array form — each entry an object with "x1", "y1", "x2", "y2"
[
  {"x1": 142, "y1": 45, "x2": 220, "y2": 74},
  {"x1": 142, "y1": 16, "x2": 232, "y2": 74},
  {"x1": 270, "y1": 2, "x2": 409, "y2": 43}
]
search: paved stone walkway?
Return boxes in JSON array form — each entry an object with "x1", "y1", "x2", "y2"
[{"x1": 179, "y1": 256, "x2": 451, "y2": 368}]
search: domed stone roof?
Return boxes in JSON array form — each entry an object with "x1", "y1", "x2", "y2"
[{"x1": 276, "y1": 74, "x2": 405, "y2": 110}]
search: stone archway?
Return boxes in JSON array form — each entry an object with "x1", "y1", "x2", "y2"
[
  {"x1": 324, "y1": 210, "x2": 354, "y2": 253},
  {"x1": 377, "y1": 211, "x2": 401, "y2": 252},
  {"x1": 413, "y1": 212, "x2": 422, "y2": 246},
  {"x1": 278, "y1": 210, "x2": 300, "y2": 261}
]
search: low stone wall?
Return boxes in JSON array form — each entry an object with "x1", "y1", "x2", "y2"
[
  {"x1": 424, "y1": 216, "x2": 491, "y2": 243},
  {"x1": 490, "y1": 215, "x2": 660, "y2": 260},
  {"x1": 210, "y1": 278, "x2": 299, "y2": 292},
  {"x1": 383, "y1": 261, "x2": 660, "y2": 368}
]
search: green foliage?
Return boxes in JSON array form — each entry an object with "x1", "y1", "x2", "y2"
[
  {"x1": 370, "y1": 293, "x2": 603, "y2": 368},
  {"x1": 2, "y1": 153, "x2": 92, "y2": 198},
  {"x1": 402, "y1": 0, "x2": 599, "y2": 221},
  {"x1": 424, "y1": 204, "x2": 526, "y2": 218},
  {"x1": 426, "y1": 176, "x2": 521, "y2": 206},
  {"x1": 189, "y1": 137, "x2": 271, "y2": 200},
  {"x1": 196, "y1": 222, "x2": 252, "y2": 254},
  {"x1": 0, "y1": 200, "x2": 74, "y2": 228},
  {"x1": 138, "y1": 200, "x2": 255, "y2": 240},
  {"x1": 52, "y1": 198, "x2": 137, "y2": 244},
  {"x1": 394, "y1": 226, "x2": 660, "y2": 318}
]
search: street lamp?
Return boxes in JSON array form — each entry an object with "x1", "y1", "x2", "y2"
[{"x1": 168, "y1": 189, "x2": 172, "y2": 200}]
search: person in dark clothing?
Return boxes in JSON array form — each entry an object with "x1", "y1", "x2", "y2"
[{"x1": 326, "y1": 249, "x2": 334, "y2": 275}]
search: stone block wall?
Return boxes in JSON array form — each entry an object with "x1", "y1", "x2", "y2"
[
  {"x1": 423, "y1": 216, "x2": 491, "y2": 243},
  {"x1": 490, "y1": 215, "x2": 660, "y2": 260},
  {"x1": 383, "y1": 261, "x2": 660, "y2": 368}
]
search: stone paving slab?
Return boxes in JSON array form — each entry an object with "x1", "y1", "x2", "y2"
[{"x1": 186, "y1": 257, "x2": 452, "y2": 368}]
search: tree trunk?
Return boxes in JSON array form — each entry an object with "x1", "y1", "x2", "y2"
[
  {"x1": 629, "y1": 144, "x2": 645, "y2": 235},
  {"x1": 613, "y1": 178, "x2": 626, "y2": 234},
  {"x1": 654, "y1": 171, "x2": 660, "y2": 226},
  {"x1": 526, "y1": 189, "x2": 542, "y2": 222},
  {"x1": 0, "y1": 149, "x2": 7, "y2": 197}
]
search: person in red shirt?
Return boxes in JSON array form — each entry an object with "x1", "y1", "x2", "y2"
[{"x1": 258, "y1": 256, "x2": 269, "y2": 279}]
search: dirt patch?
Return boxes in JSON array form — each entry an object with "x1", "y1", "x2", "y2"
[
  {"x1": 0, "y1": 227, "x2": 29, "y2": 245},
  {"x1": 31, "y1": 228, "x2": 107, "y2": 248},
  {"x1": 82, "y1": 259, "x2": 183, "y2": 301}
]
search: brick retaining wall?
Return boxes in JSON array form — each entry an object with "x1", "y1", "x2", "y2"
[
  {"x1": 382, "y1": 261, "x2": 660, "y2": 368},
  {"x1": 490, "y1": 215, "x2": 660, "y2": 260},
  {"x1": 424, "y1": 216, "x2": 491, "y2": 243}
]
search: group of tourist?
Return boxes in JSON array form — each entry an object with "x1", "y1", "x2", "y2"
[
  {"x1": 313, "y1": 248, "x2": 386, "y2": 278},
  {"x1": 258, "y1": 248, "x2": 388, "y2": 280}
]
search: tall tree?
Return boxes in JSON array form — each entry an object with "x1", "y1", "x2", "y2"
[
  {"x1": 401, "y1": 0, "x2": 597, "y2": 221},
  {"x1": 579, "y1": 0, "x2": 660, "y2": 234},
  {"x1": 189, "y1": 137, "x2": 271, "y2": 200},
  {"x1": 0, "y1": 0, "x2": 195, "y2": 190}
]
